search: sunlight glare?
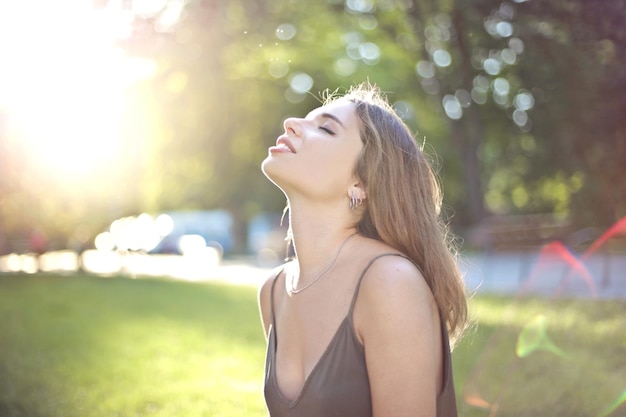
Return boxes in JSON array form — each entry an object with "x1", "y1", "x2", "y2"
[{"x1": 0, "y1": 1, "x2": 155, "y2": 179}]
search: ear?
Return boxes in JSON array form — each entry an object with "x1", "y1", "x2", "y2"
[
  {"x1": 348, "y1": 183, "x2": 367, "y2": 201},
  {"x1": 347, "y1": 183, "x2": 367, "y2": 211}
]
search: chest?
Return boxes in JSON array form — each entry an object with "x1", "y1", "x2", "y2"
[
  {"x1": 272, "y1": 277, "x2": 357, "y2": 400},
  {"x1": 266, "y1": 305, "x2": 372, "y2": 415}
]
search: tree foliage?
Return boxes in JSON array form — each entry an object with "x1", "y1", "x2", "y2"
[{"x1": 0, "y1": 0, "x2": 624, "y2": 251}]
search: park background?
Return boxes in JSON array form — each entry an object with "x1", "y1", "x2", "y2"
[{"x1": 0, "y1": 0, "x2": 625, "y2": 416}]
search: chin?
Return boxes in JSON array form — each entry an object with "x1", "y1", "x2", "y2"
[
  {"x1": 261, "y1": 156, "x2": 275, "y2": 178},
  {"x1": 261, "y1": 158, "x2": 285, "y2": 188}
]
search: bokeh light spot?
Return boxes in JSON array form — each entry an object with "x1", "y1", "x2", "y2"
[
  {"x1": 358, "y1": 15, "x2": 378, "y2": 30},
  {"x1": 501, "y1": 48, "x2": 517, "y2": 65},
  {"x1": 156, "y1": 214, "x2": 174, "y2": 236},
  {"x1": 289, "y1": 72, "x2": 314, "y2": 94},
  {"x1": 269, "y1": 60, "x2": 290, "y2": 78},
  {"x1": 483, "y1": 58, "x2": 501, "y2": 75},
  {"x1": 359, "y1": 42, "x2": 380, "y2": 64},
  {"x1": 275, "y1": 23, "x2": 297, "y2": 41},
  {"x1": 499, "y1": 3, "x2": 515, "y2": 20},
  {"x1": 514, "y1": 91, "x2": 535, "y2": 111},
  {"x1": 513, "y1": 109, "x2": 528, "y2": 127},
  {"x1": 509, "y1": 37, "x2": 525, "y2": 54},
  {"x1": 512, "y1": 186, "x2": 529, "y2": 208},
  {"x1": 433, "y1": 49, "x2": 452, "y2": 67},
  {"x1": 346, "y1": 41, "x2": 362, "y2": 60},
  {"x1": 334, "y1": 57, "x2": 357, "y2": 77},
  {"x1": 496, "y1": 21, "x2": 513, "y2": 38},
  {"x1": 484, "y1": 18, "x2": 498, "y2": 37},
  {"x1": 416, "y1": 60, "x2": 436, "y2": 78},
  {"x1": 473, "y1": 74, "x2": 490, "y2": 90},
  {"x1": 392, "y1": 101, "x2": 414, "y2": 120},
  {"x1": 471, "y1": 87, "x2": 488, "y2": 104},
  {"x1": 346, "y1": 0, "x2": 375, "y2": 13},
  {"x1": 493, "y1": 91, "x2": 509, "y2": 106},
  {"x1": 443, "y1": 94, "x2": 463, "y2": 120},
  {"x1": 95, "y1": 232, "x2": 116, "y2": 251},
  {"x1": 455, "y1": 89, "x2": 472, "y2": 108},
  {"x1": 492, "y1": 77, "x2": 510, "y2": 96}
]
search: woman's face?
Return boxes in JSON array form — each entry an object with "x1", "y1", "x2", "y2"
[{"x1": 262, "y1": 99, "x2": 363, "y2": 203}]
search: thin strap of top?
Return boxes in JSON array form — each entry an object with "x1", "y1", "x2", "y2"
[
  {"x1": 348, "y1": 252, "x2": 422, "y2": 315},
  {"x1": 269, "y1": 253, "x2": 422, "y2": 322},
  {"x1": 269, "y1": 267, "x2": 284, "y2": 327}
]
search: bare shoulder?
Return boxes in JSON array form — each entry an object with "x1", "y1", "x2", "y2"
[
  {"x1": 360, "y1": 254, "x2": 434, "y2": 304},
  {"x1": 354, "y1": 254, "x2": 438, "y2": 341}
]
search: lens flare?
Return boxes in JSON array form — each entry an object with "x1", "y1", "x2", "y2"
[
  {"x1": 558, "y1": 215, "x2": 626, "y2": 294},
  {"x1": 599, "y1": 386, "x2": 626, "y2": 417},
  {"x1": 463, "y1": 393, "x2": 492, "y2": 409},
  {"x1": 516, "y1": 315, "x2": 568, "y2": 359},
  {"x1": 584, "y1": 216, "x2": 626, "y2": 258},
  {"x1": 464, "y1": 217, "x2": 625, "y2": 416},
  {"x1": 521, "y1": 241, "x2": 597, "y2": 297}
]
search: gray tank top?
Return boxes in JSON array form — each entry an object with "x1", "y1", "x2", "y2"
[{"x1": 263, "y1": 253, "x2": 459, "y2": 417}]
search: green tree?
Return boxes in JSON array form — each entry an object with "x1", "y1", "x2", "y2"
[{"x1": 1, "y1": 0, "x2": 623, "y2": 252}]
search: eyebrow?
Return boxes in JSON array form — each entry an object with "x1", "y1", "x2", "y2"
[{"x1": 320, "y1": 112, "x2": 345, "y2": 128}]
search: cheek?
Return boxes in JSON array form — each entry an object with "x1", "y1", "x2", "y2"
[{"x1": 307, "y1": 144, "x2": 356, "y2": 175}]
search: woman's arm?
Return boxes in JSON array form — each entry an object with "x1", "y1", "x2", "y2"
[{"x1": 355, "y1": 256, "x2": 442, "y2": 417}]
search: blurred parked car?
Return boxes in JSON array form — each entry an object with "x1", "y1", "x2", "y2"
[{"x1": 94, "y1": 210, "x2": 234, "y2": 257}]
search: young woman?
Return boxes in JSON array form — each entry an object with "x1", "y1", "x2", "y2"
[{"x1": 258, "y1": 83, "x2": 467, "y2": 417}]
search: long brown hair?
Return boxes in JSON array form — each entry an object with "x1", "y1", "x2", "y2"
[{"x1": 326, "y1": 83, "x2": 468, "y2": 345}]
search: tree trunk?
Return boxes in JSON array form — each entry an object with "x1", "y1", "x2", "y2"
[{"x1": 451, "y1": 3, "x2": 486, "y2": 224}]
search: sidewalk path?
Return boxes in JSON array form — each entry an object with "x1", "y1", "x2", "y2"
[
  {"x1": 460, "y1": 251, "x2": 626, "y2": 299},
  {"x1": 2, "y1": 250, "x2": 625, "y2": 299},
  {"x1": 217, "y1": 251, "x2": 626, "y2": 300}
]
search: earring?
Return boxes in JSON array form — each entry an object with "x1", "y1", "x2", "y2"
[{"x1": 349, "y1": 192, "x2": 362, "y2": 210}]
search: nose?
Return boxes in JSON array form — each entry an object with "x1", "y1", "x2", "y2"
[{"x1": 283, "y1": 117, "x2": 303, "y2": 136}]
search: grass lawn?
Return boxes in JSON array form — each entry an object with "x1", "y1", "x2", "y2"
[
  {"x1": 0, "y1": 273, "x2": 624, "y2": 417},
  {"x1": 454, "y1": 295, "x2": 626, "y2": 417}
]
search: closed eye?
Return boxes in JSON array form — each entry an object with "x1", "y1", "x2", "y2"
[{"x1": 319, "y1": 126, "x2": 335, "y2": 135}]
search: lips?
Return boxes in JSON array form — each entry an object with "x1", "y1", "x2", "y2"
[{"x1": 272, "y1": 136, "x2": 296, "y2": 153}]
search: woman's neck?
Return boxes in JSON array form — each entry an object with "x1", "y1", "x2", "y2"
[{"x1": 287, "y1": 200, "x2": 357, "y2": 279}]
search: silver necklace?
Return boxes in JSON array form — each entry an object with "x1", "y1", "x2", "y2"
[{"x1": 289, "y1": 233, "x2": 357, "y2": 295}]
